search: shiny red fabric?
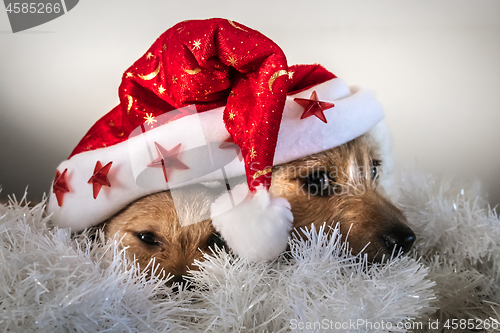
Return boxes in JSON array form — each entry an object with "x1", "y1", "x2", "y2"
[
  {"x1": 287, "y1": 64, "x2": 336, "y2": 95},
  {"x1": 70, "y1": 18, "x2": 335, "y2": 191}
]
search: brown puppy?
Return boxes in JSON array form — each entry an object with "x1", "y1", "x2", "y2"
[
  {"x1": 105, "y1": 124, "x2": 415, "y2": 282},
  {"x1": 270, "y1": 133, "x2": 414, "y2": 262},
  {"x1": 105, "y1": 186, "x2": 222, "y2": 284}
]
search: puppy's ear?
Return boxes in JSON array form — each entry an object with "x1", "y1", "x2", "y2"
[{"x1": 366, "y1": 121, "x2": 397, "y2": 197}]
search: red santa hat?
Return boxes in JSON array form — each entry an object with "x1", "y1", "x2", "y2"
[{"x1": 47, "y1": 18, "x2": 384, "y2": 262}]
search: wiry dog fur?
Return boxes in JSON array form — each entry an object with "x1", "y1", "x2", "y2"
[
  {"x1": 105, "y1": 187, "x2": 219, "y2": 284},
  {"x1": 105, "y1": 122, "x2": 415, "y2": 283}
]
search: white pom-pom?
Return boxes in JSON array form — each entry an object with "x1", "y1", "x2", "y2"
[{"x1": 211, "y1": 184, "x2": 293, "y2": 262}]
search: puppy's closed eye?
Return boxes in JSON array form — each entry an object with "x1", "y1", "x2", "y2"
[{"x1": 207, "y1": 232, "x2": 226, "y2": 250}]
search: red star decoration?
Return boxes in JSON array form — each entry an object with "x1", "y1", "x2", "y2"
[
  {"x1": 147, "y1": 142, "x2": 189, "y2": 182},
  {"x1": 293, "y1": 90, "x2": 335, "y2": 123},
  {"x1": 87, "y1": 161, "x2": 113, "y2": 199},
  {"x1": 218, "y1": 136, "x2": 243, "y2": 161},
  {"x1": 53, "y1": 169, "x2": 69, "y2": 207}
]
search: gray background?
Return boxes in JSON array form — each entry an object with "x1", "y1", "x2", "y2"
[{"x1": 1, "y1": 0, "x2": 499, "y2": 205}]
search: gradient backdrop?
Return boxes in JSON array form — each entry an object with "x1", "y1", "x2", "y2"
[{"x1": 1, "y1": 0, "x2": 499, "y2": 206}]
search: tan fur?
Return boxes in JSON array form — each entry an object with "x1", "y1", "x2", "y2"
[
  {"x1": 105, "y1": 187, "x2": 220, "y2": 279},
  {"x1": 270, "y1": 135, "x2": 410, "y2": 261},
  {"x1": 105, "y1": 133, "x2": 414, "y2": 281}
]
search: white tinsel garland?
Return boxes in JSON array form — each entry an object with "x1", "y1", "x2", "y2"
[{"x1": 0, "y1": 169, "x2": 499, "y2": 332}]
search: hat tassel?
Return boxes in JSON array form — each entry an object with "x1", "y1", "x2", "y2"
[{"x1": 211, "y1": 184, "x2": 293, "y2": 261}]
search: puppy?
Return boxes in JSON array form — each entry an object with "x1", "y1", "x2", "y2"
[
  {"x1": 105, "y1": 123, "x2": 415, "y2": 283},
  {"x1": 270, "y1": 125, "x2": 415, "y2": 261},
  {"x1": 105, "y1": 186, "x2": 223, "y2": 285}
]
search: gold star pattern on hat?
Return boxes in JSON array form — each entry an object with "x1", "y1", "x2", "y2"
[
  {"x1": 228, "y1": 56, "x2": 238, "y2": 67},
  {"x1": 144, "y1": 113, "x2": 157, "y2": 126},
  {"x1": 192, "y1": 39, "x2": 201, "y2": 50},
  {"x1": 249, "y1": 147, "x2": 257, "y2": 160}
]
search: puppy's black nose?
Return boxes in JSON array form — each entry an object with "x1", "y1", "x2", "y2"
[
  {"x1": 383, "y1": 225, "x2": 416, "y2": 255},
  {"x1": 170, "y1": 275, "x2": 194, "y2": 292}
]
